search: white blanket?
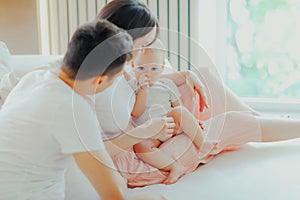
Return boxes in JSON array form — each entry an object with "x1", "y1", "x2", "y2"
[{"x1": 130, "y1": 139, "x2": 300, "y2": 200}]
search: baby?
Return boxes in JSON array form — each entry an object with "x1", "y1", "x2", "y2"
[{"x1": 130, "y1": 44, "x2": 218, "y2": 184}]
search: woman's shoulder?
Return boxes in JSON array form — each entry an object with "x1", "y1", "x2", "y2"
[
  {"x1": 158, "y1": 78, "x2": 177, "y2": 87},
  {"x1": 157, "y1": 78, "x2": 180, "y2": 97}
]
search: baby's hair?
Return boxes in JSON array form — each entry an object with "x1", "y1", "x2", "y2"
[
  {"x1": 142, "y1": 48, "x2": 165, "y2": 60},
  {"x1": 143, "y1": 39, "x2": 166, "y2": 58},
  {"x1": 133, "y1": 39, "x2": 167, "y2": 68}
]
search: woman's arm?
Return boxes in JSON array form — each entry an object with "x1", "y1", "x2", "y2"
[
  {"x1": 104, "y1": 117, "x2": 175, "y2": 156},
  {"x1": 195, "y1": 68, "x2": 259, "y2": 117},
  {"x1": 162, "y1": 69, "x2": 259, "y2": 118},
  {"x1": 160, "y1": 71, "x2": 186, "y2": 86},
  {"x1": 161, "y1": 70, "x2": 208, "y2": 112}
]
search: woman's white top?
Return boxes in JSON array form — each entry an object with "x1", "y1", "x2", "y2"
[{"x1": 0, "y1": 70, "x2": 104, "y2": 200}]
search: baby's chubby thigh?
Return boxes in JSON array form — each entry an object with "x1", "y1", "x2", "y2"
[{"x1": 133, "y1": 139, "x2": 162, "y2": 154}]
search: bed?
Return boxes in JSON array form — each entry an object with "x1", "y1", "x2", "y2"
[
  {"x1": 1, "y1": 43, "x2": 300, "y2": 199},
  {"x1": 130, "y1": 139, "x2": 300, "y2": 199}
]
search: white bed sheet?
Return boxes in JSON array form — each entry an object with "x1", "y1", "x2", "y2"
[{"x1": 130, "y1": 139, "x2": 300, "y2": 200}]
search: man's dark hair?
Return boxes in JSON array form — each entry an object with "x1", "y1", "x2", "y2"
[
  {"x1": 97, "y1": 0, "x2": 159, "y2": 46},
  {"x1": 62, "y1": 19, "x2": 133, "y2": 80}
]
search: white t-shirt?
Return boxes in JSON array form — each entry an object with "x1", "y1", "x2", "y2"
[
  {"x1": 0, "y1": 70, "x2": 104, "y2": 200},
  {"x1": 65, "y1": 73, "x2": 137, "y2": 200},
  {"x1": 131, "y1": 78, "x2": 181, "y2": 126}
]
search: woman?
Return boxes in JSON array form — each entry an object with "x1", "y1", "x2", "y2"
[
  {"x1": 0, "y1": 20, "x2": 166, "y2": 200},
  {"x1": 65, "y1": 0, "x2": 300, "y2": 198}
]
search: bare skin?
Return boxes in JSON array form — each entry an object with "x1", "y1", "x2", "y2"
[
  {"x1": 163, "y1": 161, "x2": 188, "y2": 185},
  {"x1": 133, "y1": 139, "x2": 189, "y2": 185},
  {"x1": 131, "y1": 48, "x2": 221, "y2": 185}
]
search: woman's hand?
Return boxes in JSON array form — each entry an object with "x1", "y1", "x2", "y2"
[
  {"x1": 183, "y1": 70, "x2": 209, "y2": 112},
  {"x1": 161, "y1": 70, "x2": 209, "y2": 113}
]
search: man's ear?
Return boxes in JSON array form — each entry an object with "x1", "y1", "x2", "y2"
[{"x1": 94, "y1": 75, "x2": 108, "y2": 85}]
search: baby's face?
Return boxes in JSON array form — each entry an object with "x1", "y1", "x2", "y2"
[{"x1": 134, "y1": 51, "x2": 164, "y2": 84}]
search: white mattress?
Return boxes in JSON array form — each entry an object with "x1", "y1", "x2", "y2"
[{"x1": 130, "y1": 139, "x2": 300, "y2": 200}]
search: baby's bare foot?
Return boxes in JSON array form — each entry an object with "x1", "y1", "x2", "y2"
[{"x1": 163, "y1": 164, "x2": 188, "y2": 185}]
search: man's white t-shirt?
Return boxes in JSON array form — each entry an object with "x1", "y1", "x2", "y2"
[{"x1": 0, "y1": 70, "x2": 104, "y2": 200}]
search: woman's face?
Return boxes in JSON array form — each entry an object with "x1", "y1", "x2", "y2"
[{"x1": 132, "y1": 28, "x2": 157, "y2": 59}]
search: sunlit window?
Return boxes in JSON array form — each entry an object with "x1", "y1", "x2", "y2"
[{"x1": 225, "y1": 0, "x2": 300, "y2": 98}]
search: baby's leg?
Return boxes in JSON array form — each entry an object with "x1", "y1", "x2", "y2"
[
  {"x1": 133, "y1": 139, "x2": 188, "y2": 184},
  {"x1": 168, "y1": 106, "x2": 219, "y2": 154},
  {"x1": 168, "y1": 106, "x2": 205, "y2": 149}
]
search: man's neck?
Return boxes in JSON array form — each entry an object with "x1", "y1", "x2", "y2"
[{"x1": 58, "y1": 70, "x2": 86, "y2": 96}]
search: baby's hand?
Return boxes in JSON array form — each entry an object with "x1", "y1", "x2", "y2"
[
  {"x1": 141, "y1": 117, "x2": 175, "y2": 140},
  {"x1": 138, "y1": 74, "x2": 150, "y2": 88}
]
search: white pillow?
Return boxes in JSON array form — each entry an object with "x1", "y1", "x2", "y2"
[
  {"x1": 11, "y1": 55, "x2": 63, "y2": 78},
  {"x1": 0, "y1": 42, "x2": 19, "y2": 107},
  {"x1": 0, "y1": 41, "x2": 12, "y2": 78},
  {"x1": 0, "y1": 42, "x2": 63, "y2": 108}
]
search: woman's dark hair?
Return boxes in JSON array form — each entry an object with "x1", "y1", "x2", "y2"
[
  {"x1": 62, "y1": 19, "x2": 133, "y2": 80},
  {"x1": 97, "y1": 0, "x2": 159, "y2": 46}
]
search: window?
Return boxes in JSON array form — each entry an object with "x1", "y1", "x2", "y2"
[{"x1": 225, "y1": 0, "x2": 300, "y2": 100}]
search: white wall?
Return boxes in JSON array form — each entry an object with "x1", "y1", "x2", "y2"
[{"x1": 0, "y1": 0, "x2": 39, "y2": 54}]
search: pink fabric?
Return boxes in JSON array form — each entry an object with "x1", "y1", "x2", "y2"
[{"x1": 113, "y1": 111, "x2": 261, "y2": 188}]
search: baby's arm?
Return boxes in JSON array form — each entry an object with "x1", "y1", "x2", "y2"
[
  {"x1": 131, "y1": 74, "x2": 150, "y2": 118},
  {"x1": 131, "y1": 87, "x2": 148, "y2": 118}
]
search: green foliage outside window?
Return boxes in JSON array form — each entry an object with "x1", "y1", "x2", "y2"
[{"x1": 226, "y1": 0, "x2": 300, "y2": 98}]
